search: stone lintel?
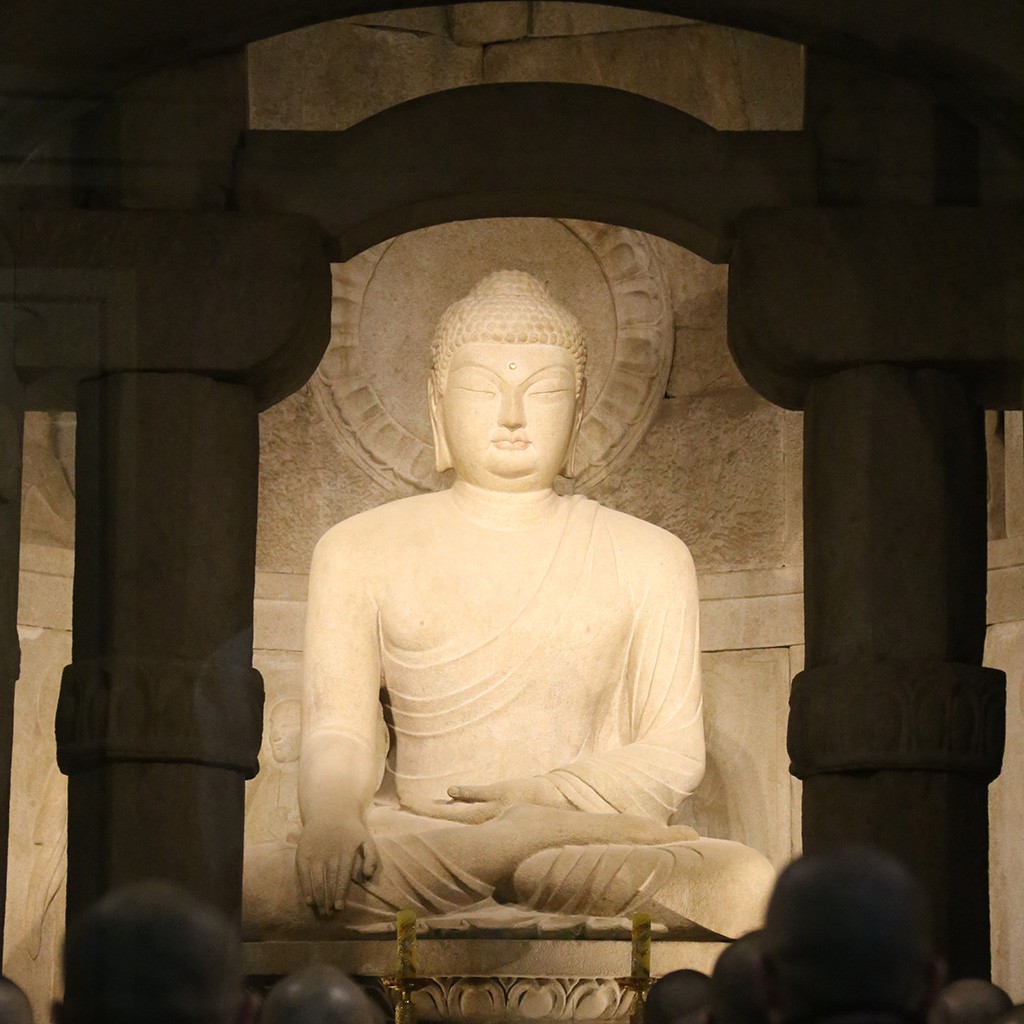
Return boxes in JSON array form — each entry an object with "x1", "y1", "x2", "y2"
[
  {"x1": 235, "y1": 83, "x2": 817, "y2": 264},
  {"x1": 2, "y1": 209, "x2": 331, "y2": 410},
  {"x1": 728, "y1": 208, "x2": 1024, "y2": 410}
]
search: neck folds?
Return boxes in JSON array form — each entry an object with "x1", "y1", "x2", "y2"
[{"x1": 448, "y1": 479, "x2": 564, "y2": 530}]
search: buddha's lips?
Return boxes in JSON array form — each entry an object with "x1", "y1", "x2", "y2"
[{"x1": 493, "y1": 438, "x2": 530, "y2": 450}]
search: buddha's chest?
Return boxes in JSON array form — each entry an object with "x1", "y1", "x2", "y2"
[{"x1": 378, "y1": 529, "x2": 633, "y2": 658}]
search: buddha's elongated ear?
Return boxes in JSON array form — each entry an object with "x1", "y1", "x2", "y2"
[
  {"x1": 561, "y1": 377, "x2": 587, "y2": 479},
  {"x1": 428, "y1": 377, "x2": 453, "y2": 473}
]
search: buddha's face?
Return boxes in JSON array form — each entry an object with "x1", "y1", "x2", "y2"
[{"x1": 430, "y1": 342, "x2": 581, "y2": 492}]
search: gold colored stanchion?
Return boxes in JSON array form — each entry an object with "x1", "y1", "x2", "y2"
[
  {"x1": 381, "y1": 909, "x2": 425, "y2": 1024},
  {"x1": 617, "y1": 912, "x2": 653, "y2": 1024}
]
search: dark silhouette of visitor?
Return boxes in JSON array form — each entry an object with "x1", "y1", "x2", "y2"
[
  {"x1": 0, "y1": 977, "x2": 32, "y2": 1024},
  {"x1": 994, "y1": 1006, "x2": 1024, "y2": 1024},
  {"x1": 53, "y1": 881, "x2": 255, "y2": 1024},
  {"x1": 260, "y1": 965, "x2": 381, "y2": 1024},
  {"x1": 757, "y1": 847, "x2": 945, "y2": 1024},
  {"x1": 930, "y1": 979, "x2": 1013, "y2": 1024},
  {"x1": 644, "y1": 969, "x2": 712, "y2": 1024},
  {"x1": 709, "y1": 931, "x2": 769, "y2": 1024}
]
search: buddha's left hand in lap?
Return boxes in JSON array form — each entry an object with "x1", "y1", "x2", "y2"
[{"x1": 405, "y1": 776, "x2": 571, "y2": 823}]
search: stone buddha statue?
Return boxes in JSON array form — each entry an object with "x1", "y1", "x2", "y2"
[{"x1": 245, "y1": 271, "x2": 773, "y2": 940}]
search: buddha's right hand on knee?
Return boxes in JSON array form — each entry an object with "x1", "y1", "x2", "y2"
[{"x1": 296, "y1": 818, "x2": 379, "y2": 916}]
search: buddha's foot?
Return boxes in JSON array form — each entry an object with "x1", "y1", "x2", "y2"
[
  {"x1": 506, "y1": 838, "x2": 776, "y2": 939},
  {"x1": 507, "y1": 842, "x2": 686, "y2": 918}
]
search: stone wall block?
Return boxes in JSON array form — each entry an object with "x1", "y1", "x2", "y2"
[
  {"x1": 1005, "y1": 411, "x2": 1024, "y2": 537},
  {"x1": 483, "y1": 25, "x2": 802, "y2": 131},
  {"x1": 987, "y1": 619, "x2": 1024, "y2": 996},
  {"x1": 530, "y1": 4, "x2": 696, "y2": 37},
  {"x1": 257, "y1": 388, "x2": 393, "y2": 574},
  {"x1": 594, "y1": 390, "x2": 786, "y2": 573},
  {"x1": 668, "y1": 283, "x2": 744, "y2": 397},
  {"x1": 345, "y1": 8, "x2": 448, "y2": 35},
  {"x1": 685, "y1": 648, "x2": 795, "y2": 867},
  {"x1": 20, "y1": 411, "x2": 75, "y2": 548},
  {"x1": 0, "y1": 345, "x2": 22, "y2": 687},
  {"x1": 15, "y1": 569, "x2": 71, "y2": 631},
  {"x1": 0, "y1": 342, "x2": 22, "y2": 960},
  {"x1": 699, "y1": 593, "x2": 803, "y2": 653},
  {"x1": 248, "y1": 22, "x2": 482, "y2": 131},
  {"x1": 448, "y1": 3, "x2": 528, "y2": 45},
  {"x1": 988, "y1": 561, "x2": 1024, "y2": 625},
  {"x1": 3, "y1": 623, "x2": 70, "y2": 1010}
]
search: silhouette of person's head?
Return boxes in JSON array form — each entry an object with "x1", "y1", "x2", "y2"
[
  {"x1": 644, "y1": 969, "x2": 712, "y2": 1024},
  {"x1": 710, "y1": 932, "x2": 769, "y2": 1024},
  {"x1": 930, "y1": 980, "x2": 1013, "y2": 1024},
  {"x1": 0, "y1": 977, "x2": 32, "y2": 1024},
  {"x1": 260, "y1": 966, "x2": 380, "y2": 1024},
  {"x1": 994, "y1": 1006, "x2": 1024, "y2": 1024},
  {"x1": 759, "y1": 847, "x2": 944, "y2": 1024},
  {"x1": 54, "y1": 881, "x2": 250, "y2": 1024}
]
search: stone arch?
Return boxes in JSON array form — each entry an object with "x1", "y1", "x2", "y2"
[{"x1": 236, "y1": 82, "x2": 816, "y2": 264}]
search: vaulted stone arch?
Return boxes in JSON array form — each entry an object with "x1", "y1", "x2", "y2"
[{"x1": 235, "y1": 82, "x2": 816, "y2": 264}]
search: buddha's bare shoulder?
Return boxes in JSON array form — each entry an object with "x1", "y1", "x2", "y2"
[
  {"x1": 312, "y1": 491, "x2": 451, "y2": 561},
  {"x1": 587, "y1": 498, "x2": 697, "y2": 577}
]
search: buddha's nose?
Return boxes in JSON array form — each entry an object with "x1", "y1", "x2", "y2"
[{"x1": 498, "y1": 389, "x2": 526, "y2": 429}]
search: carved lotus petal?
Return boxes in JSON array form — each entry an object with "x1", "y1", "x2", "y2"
[
  {"x1": 507, "y1": 978, "x2": 568, "y2": 1019},
  {"x1": 446, "y1": 978, "x2": 504, "y2": 1019},
  {"x1": 569, "y1": 979, "x2": 625, "y2": 1020}
]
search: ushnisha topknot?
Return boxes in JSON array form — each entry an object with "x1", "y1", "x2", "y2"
[{"x1": 430, "y1": 270, "x2": 587, "y2": 396}]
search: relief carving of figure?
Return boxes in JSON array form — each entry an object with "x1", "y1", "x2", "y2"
[
  {"x1": 244, "y1": 271, "x2": 773, "y2": 939},
  {"x1": 246, "y1": 700, "x2": 302, "y2": 847}
]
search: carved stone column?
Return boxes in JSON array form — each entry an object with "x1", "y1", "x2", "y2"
[
  {"x1": 790, "y1": 364, "x2": 1003, "y2": 977},
  {"x1": 56, "y1": 372, "x2": 263, "y2": 919},
  {"x1": 8, "y1": 208, "x2": 331, "y2": 923},
  {"x1": 729, "y1": 208, "x2": 1022, "y2": 977},
  {"x1": 54, "y1": 374, "x2": 264, "y2": 921}
]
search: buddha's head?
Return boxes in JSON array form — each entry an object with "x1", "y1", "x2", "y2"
[{"x1": 428, "y1": 270, "x2": 588, "y2": 492}]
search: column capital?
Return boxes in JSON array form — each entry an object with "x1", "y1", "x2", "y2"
[
  {"x1": 728, "y1": 208, "x2": 1024, "y2": 410},
  {"x1": 56, "y1": 655, "x2": 263, "y2": 777},
  {"x1": 789, "y1": 661, "x2": 1006, "y2": 781},
  {"x1": 2, "y1": 209, "x2": 331, "y2": 410}
]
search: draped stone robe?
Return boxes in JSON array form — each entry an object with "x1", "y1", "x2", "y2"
[{"x1": 301, "y1": 486, "x2": 709, "y2": 926}]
